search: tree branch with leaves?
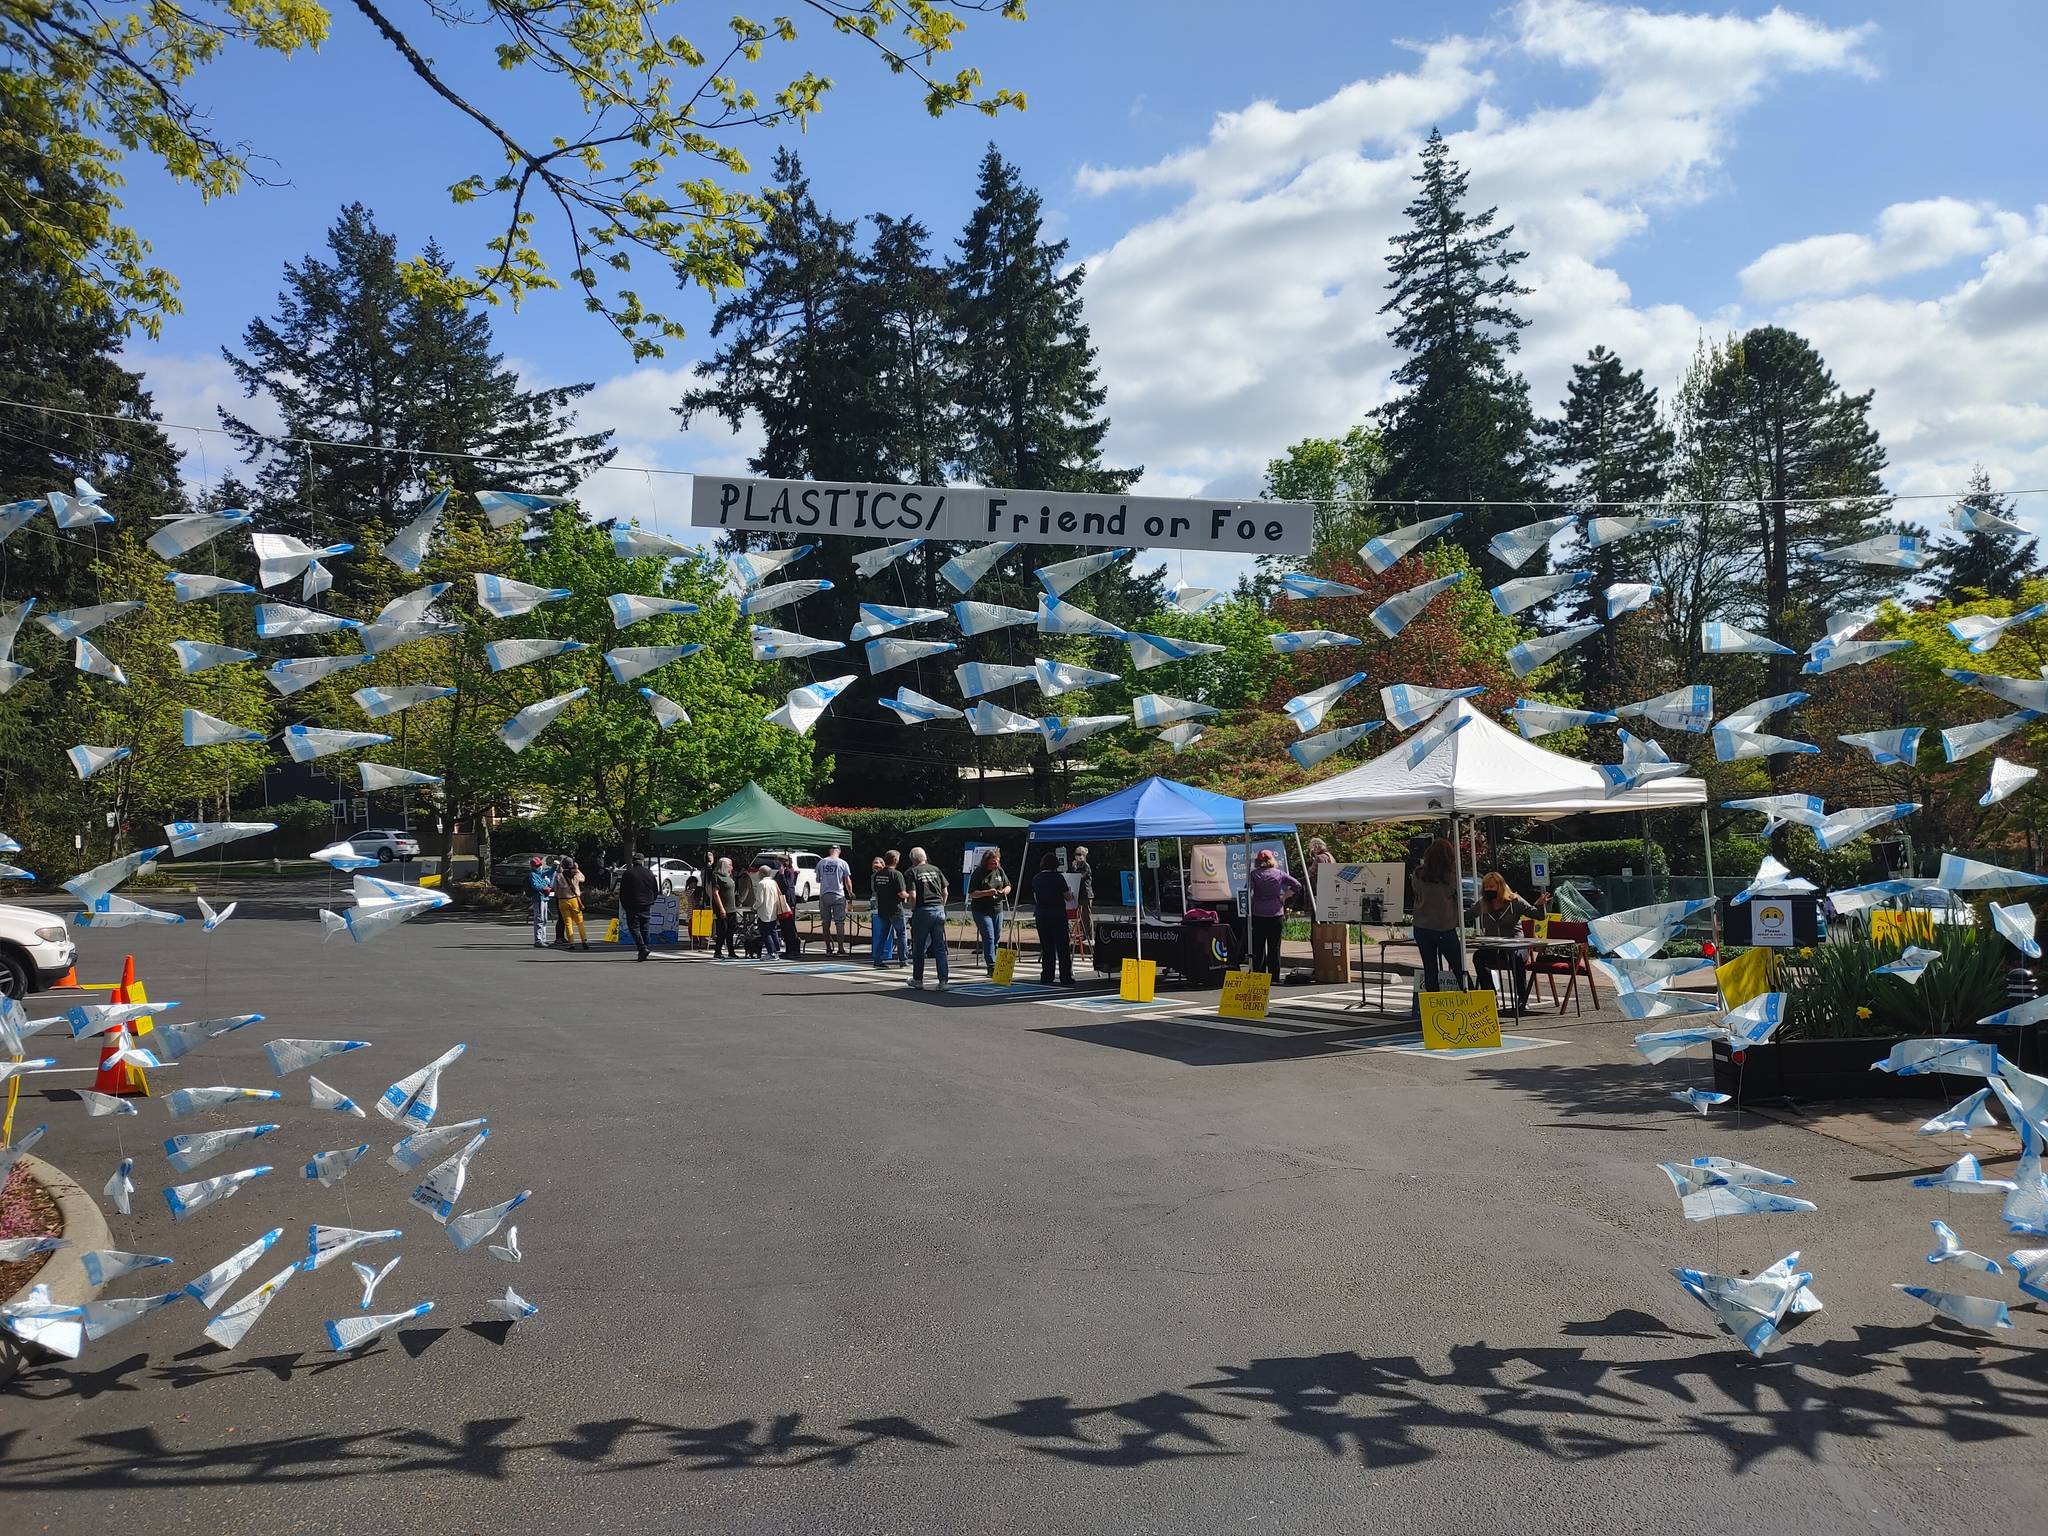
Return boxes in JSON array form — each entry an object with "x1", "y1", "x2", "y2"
[{"x1": 1, "y1": 0, "x2": 1026, "y2": 350}]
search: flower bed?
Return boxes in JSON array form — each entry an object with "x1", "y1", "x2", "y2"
[
  {"x1": 0, "y1": 1163, "x2": 63, "y2": 1300},
  {"x1": 1712, "y1": 1025, "x2": 2042, "y2": 1102}
]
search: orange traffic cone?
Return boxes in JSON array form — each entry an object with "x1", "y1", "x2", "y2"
[
  {"x1": 93, "y1": 954, "x2": 150, "y2": 1097},
  {"x1": 46, "y1": 964, "x2": 84, "y2": 991}
]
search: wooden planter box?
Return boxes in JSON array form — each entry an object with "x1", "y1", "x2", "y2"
[{"x1": 1713, "y1": 1025, "x2": 2042, "y2": 1102}]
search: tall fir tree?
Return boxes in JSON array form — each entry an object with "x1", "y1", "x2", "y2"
[
  {"x1": 1538, "y1": 346, "x2": 1674, "y2": 699},
  {"x1": 1695, "y1": 325, "x2": 1893, "y2": 810},
  {"x1": 221, "y1": 205, "x2": 612, "y2": 569},
  {"x1": 1924, "y1": 466, "x2": 2038, "y2": 600},
  {"x1": 949, "y1": 145, "x2": 1151, "y2": 799},
  {"x1": 1642, "y1": 336, "x2": 1752, "y2": 681},
  {"x1": 681, "y1": 153, "x2": 962, "y2": 802},
  {"x1": 1377, "y1": 128, "x2": 1542, "y2": 562},
  {"x1": 0, "y1": 133, "x2": 189, "y2": 607}
]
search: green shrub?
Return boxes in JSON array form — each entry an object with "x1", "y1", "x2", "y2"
[
  {"x1": 1501, "y1": 838, "x2": 1667, "y2": 879},
  {"x1": 1780, "y1": 924, "x2": 2006, "y2": 1041}
]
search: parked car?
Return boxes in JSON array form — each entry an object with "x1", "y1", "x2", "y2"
[
  {"x1": 649, "y1": 857, "x2": 699, "y2": 894},
  {"x1": 753, "y1": 850, "x2": 820, "y2": 901},
  {"x1": 347, "y1": 828, "x2": 421, "y2": 864},
  {"x1": 0, "y1": 902, "x2": 76, "y2": 1000}
]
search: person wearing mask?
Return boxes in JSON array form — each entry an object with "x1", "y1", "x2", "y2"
[
  {"x1": 968, "y1": 848, "x2": 1010, "y2": 971},
  {"x1": 555, "y1": 856, "x2": 589, "y2": 950},
  {"x1": 872, "y1": 850, "x2": 908, "y2": 968},
  {"x1": 1071, "y1": 847, "x2": 1094, "y2": 952},
  {"x1": 618, "y1": 855, "x2": 660, "y2": 961},
  {"x1": 1467, "y1": 871, "x2": 1547, "y2": 1009},
  {"x1": 1247, "y1": 849, "x2": 1303, "y2": 980},
  {"x1": 1031, "y1": 852, "x2": 1074, "y2": 985},
  {"x1": 526, "y1": 855, "x2": 555, "y2": 950},
  {"x1": 816, "y1": 845, "x2": 853, "y2": 956},
  {"x1": 774, "y1": 855, "x2": 802, "y2": 959},
  {"x1": 710, "y1": 856, "x2": 739, "y2": 959},
  {"x1": 905, "y1": 846, "x2": 950, "y2": 991},
  {"x1": 1410, "y1": 837, "x2": 1465, "y2": 994}
]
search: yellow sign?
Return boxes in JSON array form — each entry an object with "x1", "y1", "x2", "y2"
[
  {"x1": 992, "y1": 947, "x2": 1018, "y2": 986},
  {"x1": 604, "y1": 917, "x2": 621, "y2": 943},
  {"x1": 1218, "y1": 969, "x2": 1271, "y2": 1020},
  {"x1": 690, "y1": 908, "x2": 714, "y2": 939},
  {"x1": 1418, "y1": 989, "x2": 1502, "y2": 1050},
  {"x1": 1532, "y1": 916, "x2": 1550, "y2": 940},
  {"x1": 1120, "y1": 957, "x2": 1157, "y2": 1002},
  {"x1": 1870, "y1": 909, "x2": 1936, "y2": 947},
  {"x1": 1716, "y1": 945, "x2": 1773, "y2": 1009}
]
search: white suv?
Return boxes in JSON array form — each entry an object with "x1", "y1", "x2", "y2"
[
  {"x1": 753, "y1": 851, "x2": 820, "y2": 901},
  {"x1": 347, "y1": 828, "x2": 421, "y2": 864},
  {"x1": 0, "y1": 903, "x2": 76, "y2": 1000}
]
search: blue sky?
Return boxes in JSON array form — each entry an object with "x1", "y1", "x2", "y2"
[{"x1": 122, "y1": 0, "x2": 2048, "y2": 562}]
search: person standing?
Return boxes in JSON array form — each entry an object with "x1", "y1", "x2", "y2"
[
  {"x1": 873, "y1": 850, "x2": 908, "y2": 967},
  {"x1": 1410, "y1": 837, "x2": 1465, "y2": 994},
  {"x1": 1247, "y1": 849, "x2": 1302, "y2": 981},
  {"x1": 816, "y1": 845, "x2": 852, "y2": 956},
  {"x1": 710, "y1": 856, "x2": 739, "y2": 959},
  {"x1": 1032, "y1": 852, "x2": 1074, "y2": 985},
  {"x1": 741, "y1": 862, "x2": 772, "y2": 958},
  {"x1": 555, "y1": 856, "x2": 589, "y2": 950},
  {"x1": 1071, "y1": 847, "x2": 1093, "y2": 954},
  {"x1": 618, "y1": 854, "x2": 659, "y2": 961},
  {"x1": 968, "y1": 848, "x2": 1010, "y2": 971},
  {"x1": 526, "y1": 855, "x2": 554, "y2": 949},
  {"x1": 774, "y1": 855, "x2": 802, "y2": 959},
  {"x1": 905, "y1": 846, "x2": 950, "y2": 991}
]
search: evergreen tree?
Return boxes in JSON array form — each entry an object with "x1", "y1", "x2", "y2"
[
  {"x1": 1377, "y1": 128, "x2": 1542, "y2": 561},
  {"x1": 951, "y1": 147, "x2": 1137, "y2": 497},
  {"x1": 1695, "y1": 325, "x2": 1893, "y2": 804},
  {"x1": 681, "y1": 154, "x2": 961, "y2": 802},
  {"x1": 1924, "y1": 466, "x2": 2039, "y2": 600},
  {"x1": 1642, "y1": 336, "x2": 1752, "y2": 682},
  {"x1": 1538, "y1": 346, "x2": 1674, "y2": 697},
  {"x1": 949, "y1": 146, "x2": 1151, "y2": 799},
  {"x1": 0, "y1": 134, "x2": 188, "y2": 606},
  {"x1": 221, "y1": 205, "x2": 612, "y2": 564}
]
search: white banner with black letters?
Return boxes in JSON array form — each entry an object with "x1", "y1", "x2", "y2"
[{"x1": 690, "y1": 475, "x2": 1313, "y2": 556}]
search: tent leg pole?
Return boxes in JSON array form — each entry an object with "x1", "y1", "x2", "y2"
[
  {"x1": 1450, "y1": 816, "x2": 1466, "y2": 991},
  {"x1": 1702, "y1": 807, "x2": 1724, "y2": 1008},
  {"x1": 1242, "y1": 833, "x2": 1252, "y2": 972},
  {"x1": 1133, "y1": 836, "x2": 1143, "y2": 969}
]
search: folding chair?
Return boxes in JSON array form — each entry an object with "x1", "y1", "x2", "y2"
[{"x1": 1524, "y1": 918, "x2": 1596, "y2": 1014}]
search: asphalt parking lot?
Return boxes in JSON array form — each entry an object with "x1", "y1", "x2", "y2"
[{"x1": 3, "y1": 889, "x2": 2047, "y2": 1534}]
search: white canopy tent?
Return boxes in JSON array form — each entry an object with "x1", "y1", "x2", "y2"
[
  {"x1": 1244, "y1": 699, "x2": 1714, "y2": 973},
  {"x1": 1244, "y1": 699, "x2": 1707, "y2": 823}
]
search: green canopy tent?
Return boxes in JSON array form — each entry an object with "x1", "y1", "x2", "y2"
[
  {"x1": 648, "y1": 782, "x2": 850, "y2": 850},
  {"x1": 908, "y1": 806, "x2": 1035, "y2": 836}
]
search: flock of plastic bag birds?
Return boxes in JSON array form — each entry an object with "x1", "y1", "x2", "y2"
[
  {"x1": 1, "y1": 995, "x2": 534, "y2": 1359},
  {"x1": 0, "y1": 483, "x2": 2037, "y2": 811},
  {"x1": 5, "y1": 483, "x2": 2048, "y2": 1358},
  {"x1": 1603, "y1": 874, "x2": 2048, "y2": 1353}
]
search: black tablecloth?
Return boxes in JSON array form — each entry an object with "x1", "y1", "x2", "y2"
[{"x1": 1092, "y1": 915, "x2": 1235, "y2": 985}]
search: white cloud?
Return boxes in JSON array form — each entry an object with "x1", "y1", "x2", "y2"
[
  {"x1": 1073, "y1": 0, "x2": 1876, "y2": 501},
  {"x1": 1740, "y1": 198, "x2": 2002, "y2": 300},
  {"x1": 124, "y1": 349, "x2": 278, "y2": 495}
]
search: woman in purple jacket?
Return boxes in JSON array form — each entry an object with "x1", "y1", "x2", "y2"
[{"x1": 1247, "y1": 849, "x2": 1302, "y2": 980}]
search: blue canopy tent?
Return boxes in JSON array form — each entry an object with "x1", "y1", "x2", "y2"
[{"x1": 1027, "y1": 777, "x2": 1295, "y2": 969}]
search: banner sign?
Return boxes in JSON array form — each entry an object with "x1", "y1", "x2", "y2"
[{"x1": 691, "y1": 475, "x2": 1314, "y2": 556}]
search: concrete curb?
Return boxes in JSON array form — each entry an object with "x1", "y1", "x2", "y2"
[{"x1": 1, "y1": 1154, "x2": 111, "y2": 1386}]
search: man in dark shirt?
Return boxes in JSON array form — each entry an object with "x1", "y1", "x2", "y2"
[
  {"x1": 1031, "y1": 852, "x2": 1074, "y2": 985},
  {"x1": 774, "y1": 856, "x2": 802, "y2": 958},
  {"x1": 871, "y1": 850, "x2": 908, "y2": 968},
  {"x1": 619, "y1": 855, "x2": 660, "y2": 961},
  {"x1": 905, "y1": 846, "x2": 950, "y2": 991},
  {"x1": 710, "y1": 856, "x2": 739, "y2": 959}
]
